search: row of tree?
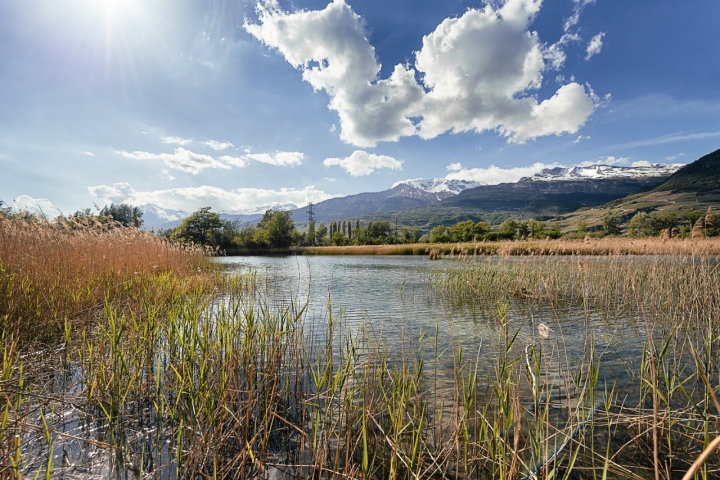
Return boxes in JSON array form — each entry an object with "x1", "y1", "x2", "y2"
[
  {"x1": 166, "y1": 208, "x2": 296, "y2": 250},
  {"x1": 164, "y1": 206, "x2": 720, "y2": 251},
  {"x1": 4, "y1": 201, "x2": 719, "y2": 249}
]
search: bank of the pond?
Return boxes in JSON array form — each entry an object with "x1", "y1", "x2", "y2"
[{"x1": 290, "y1": 237, "x2": 720, "y2": 257}]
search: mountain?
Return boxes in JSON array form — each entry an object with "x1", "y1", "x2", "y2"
[
  {"x1": 526, "y1": 163, "x2": 682, "y2": 181},
  {"x1": 558, "y1": 149, "x2": 720, "y2": 232},
  {"x1": 137, "y1": 161, "x2": 688, "y2": 233},
  {"x1": 288, "y1": 183, "x2": 458, "y2": 226},
  {"x1": 354, "y1": 162, "x2": 681, "y2": 233},
  {"x1": 437, "y1": 162, "x2": 681, "y2": 214},
  {"x1": 653, "y1": 149, "x2": 720, "y2": 193},
  {"x1": 138, "y1": 204, "x2": 189, "y2": 231},
  {"x1": 392, "y1": 178, "x2": 483, "y2": 195},
  {"x1": 440, "y1": 177, "x2": 670, "y2": 213}
]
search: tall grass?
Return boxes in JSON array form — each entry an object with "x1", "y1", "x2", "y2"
[
  {"x1": 0, "y1": 214, "x2": 210, "y2": 342},
  {"x1": 298, "y1": 237, "x2": 720, "y2": 257},
  {"x1": 2, "y1": 214, "x2": 720, "y2": 478}
]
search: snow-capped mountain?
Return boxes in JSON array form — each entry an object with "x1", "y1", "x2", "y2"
[
  {"x1": 138, "y1": 204, "x2": 189, "y2": 230},
  {"x1": 221, "y1": 202, "x2": 300, "y2": 216},
  {"x1": 526, "y1": 163, "x2": 684, "y2": 182},
  {"x1": 393, "y1": 178, "x2": 484, "y2": 195}
]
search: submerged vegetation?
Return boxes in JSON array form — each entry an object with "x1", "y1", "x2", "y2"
[{"x1": 2, "y1": 210, "x2": 720, "y2": 478}]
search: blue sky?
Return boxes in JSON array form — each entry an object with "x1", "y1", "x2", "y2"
[{"x1": 1, "y1": 0, "x2": 719, "y2": 215}]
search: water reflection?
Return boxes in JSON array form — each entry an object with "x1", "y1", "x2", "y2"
[{"x1": 215, "y1": 255, "x2": 647, "y2": 401}]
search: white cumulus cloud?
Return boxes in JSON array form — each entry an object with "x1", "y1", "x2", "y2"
[
  {"x1": 88, "y1": 183, "x2": 334, "y2": 213},
  {"x1": 631, "y1": 160, "x2": 652, "y2": 167},
  {"x1": 160, "y1": 136, "x2": 193, "y2": 146},
  {"x1": 246, "y1": 0, "x2": 598, "y2": 147},
  {"x1": 13, "y1": 195, "x2": 61, "y2": 218},
  {"x1": 585, "y1": 32, "x2": 605, "y2": 60},
  {"x1": 118, "y1": 148, "x2": 230, "y2": 175},
  {"x1": 245, "y1": 151, "x2": 304, "y2": 166},
  {"x1": 218, "y1": 155, "x2": 249, "y2": 168},
  {"x1": 245, "y1": 0, "x2": 423, "y2": 148},
  {"x1": 444, "y1": 162, "x2": 562, "y2": 185},
  {"x1": 204, "y1": 140, "x2": 234, "y2": 150},
  {"x1": 577, "y1": 156, "x2": 628, "y2": 167},
  {"x1": 446, "y1": 162, "x2": 463, "y2": 172},
  {"x1": 323, "y1": 150, "x2": 403, "y2": 176}
]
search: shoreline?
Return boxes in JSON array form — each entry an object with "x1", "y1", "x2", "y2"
[{"x1": 221, "y1": 237, "x2": 720, "y2": 257}]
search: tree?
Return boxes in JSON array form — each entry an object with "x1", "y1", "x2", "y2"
[
  {"x1": 517, "y1": 221, "x2": 531, "y2": 239},
  {"x1": 366, "y1": 221, "x2": 393, "y2": 244},
  {"x1": 627, "y1": 213, "x2": 651, "y2": 238},
  {"x1": 448, "y1": 220, "x2": 475, "y2": 242},
  {"x1": 306, "y1": 220, "x2": 316, "y2": 246},
  {"x1": 576, "y1": 220, "x2": 587, "y2": 236},
  {"x1": 529, "y1": 220, "x2": 546, "y2": 239},
  {"x1": 169, "y1": 207, "x2": 233, "y2": 247},
  {"x1": 548, "y1": 221, "x2": 562, "y2": 239},
  {"x1": 498, "y1": 219, "x2": 518, "y2": 240},
  {"x1": 601, "y1": 211, "x2": 621, "y2": 236},
  {"x1": 649, "y1": 211, "x2": 677, "y2": 236},
  {"x1": 100, "y1": 203, "x2": 143, "y2": 227},
  {"x1": 430, "y1": 225, "x2": 449, "y2": 243},
  {"x1": 256, "y1": 209, "x2": 294, "y2": 248},
  {"x1": 316, "y1": 223, "x2": 328, "y2": 245},
  {"x1": 329, "y1": 231, "x2": 348, "y2": 246},
  {"x1": 474, "y1": 222, "x2": 491, "y2": 239}
]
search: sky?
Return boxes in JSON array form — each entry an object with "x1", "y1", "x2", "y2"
[{"x1": 1, "y1": 0, "x2": 719, "y2": 216}]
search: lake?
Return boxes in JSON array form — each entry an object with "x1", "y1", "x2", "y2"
[{"x1": 216, "y1": 254, "x2": 648, "y2": 403}]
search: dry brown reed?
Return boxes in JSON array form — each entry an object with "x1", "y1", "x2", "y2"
[
  {"x1": 296, "y1": 237, "x2": 720, "y2": 258},
  {"x1": 0, "y1": 214, "x2": 210, "y2": 342}
]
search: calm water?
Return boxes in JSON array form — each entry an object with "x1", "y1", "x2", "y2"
[
  {"x1": 22, "y1": 255, "x2": 661, "y2": 478},
  {"x1": 215, "y1": 255, "x2": 647, "y2": 396}
]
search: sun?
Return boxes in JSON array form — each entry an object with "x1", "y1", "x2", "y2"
[{"x1": 96, "y1": 0, "x2": 143, "y2": 23}]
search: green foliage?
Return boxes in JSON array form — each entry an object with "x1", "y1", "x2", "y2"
[
  {"x1": 169, "y1": 207, "x2": 234, "y2": 248},
  {"x1": 430, "y1": 225, "x2": 449, "y2": 243},
  {"x1": 548, "y1": 221, "x2": 562, "y2": 239},
  {"x1": 329, "y1": 231, "x2": 349, "y2": 246},
  {"x1": 100, "y1": 203, "x2": 144, "y2": 228},
  {"x1": 498, "y1": 219, "x2": 518, "y2": 240},
  {"x1": 601, "y1": 211, "x2": 622, "y2": 236},
  {"x1": 628, "y1": 212, "x2": 652, "y2": 238},
  {"x1": 306, "y1": 221, "x2": 316, "y2": 246},
  {"x1": 316, "y1": 222, "x2": 328, "y2": 245},
  {"x1": 576, "y1": 220, "x2": 587, "y2": 235},
  {"x1": 528, "y1": 220, "x2": 546, "y2": 239},
  {"x1": 255, "y1": 210, "x2": 295, "y2": 248}
]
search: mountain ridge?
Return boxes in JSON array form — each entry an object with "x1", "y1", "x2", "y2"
[{"x1": 138, "y1": 161, "x2": 684, "y2": 230}]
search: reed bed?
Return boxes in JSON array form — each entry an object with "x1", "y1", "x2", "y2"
[
  {"x1": 3, "y1": 213, "x2": 720, "y2": 479},
  {"x1": 0, "y1": 215, "x2": 211, "y2": 342},
  {"x1": 297, "y1": 237, "x2": 720, "y2": 257},
  {"x1": 432, "y1": 255, "x2": 720, "y2": 479}
]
